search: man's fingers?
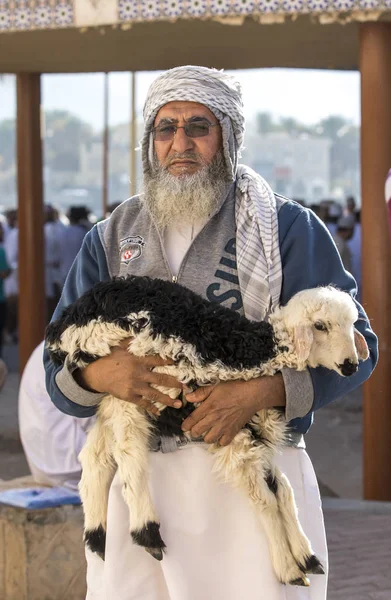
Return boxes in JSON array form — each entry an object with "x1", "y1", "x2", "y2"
[
  {"x1": 218, "y1": 434, "x2": 232, "y2": 447},
  {"x1": 190, "y1": 414, "x2": 217, "y2": 438},
  {"x1": 203, "y1": 427, "x2": 224, "y2": 444},
  {"x1": 185, "y1": 385, "x2": 214, "y2": 403},
  {"x1": 147, "y1": 371, "x2": 182, "y2": 389},
  {"x1": 139, "y1": 399, "x2": 161, "y2": 416},
  {"x1": 142, "y1": 401, "x2": 161, "y2": 416},
  {"x1": 138, "y1": 383, "x2": 182, "y2": 408},
  {"x1": 181, "y1": 405, "x2": 210, "y2": 433},
  {"x1": 143, "y1": 354, "x2": 175, "y2": 367}
]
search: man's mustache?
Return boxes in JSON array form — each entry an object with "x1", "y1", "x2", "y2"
[{"x1": 164, "y1": 153, "x2": 205, "y2": 167}]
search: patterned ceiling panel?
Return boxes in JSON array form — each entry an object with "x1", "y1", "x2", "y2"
[{"x1": 0, "y1": 0, "x2": 389, "y2": 33}]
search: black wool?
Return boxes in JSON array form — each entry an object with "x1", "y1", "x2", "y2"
[{"x1": 46, "y1": 275, "x2": 277, "y2": 370}]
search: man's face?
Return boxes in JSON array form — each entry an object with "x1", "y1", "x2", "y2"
[{"x1": 153, "y1": 101, "x2": 222, "y2": 176}]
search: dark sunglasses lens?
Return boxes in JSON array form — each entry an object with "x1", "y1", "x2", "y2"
[
  {"x1": 154, "y1": 122, "x2": 212, "y2": 141},
  {"x1": 186, "y1": 123, "x2": 210, "y2": 138},
  {"x1": 154, "y1": 125, "x2": 177, "y2": 141}
]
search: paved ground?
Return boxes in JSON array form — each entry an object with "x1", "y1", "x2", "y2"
[
  {"x1": 1, "y1": 342, "x2": 390, "y2": 599},
  {"x1": 306, "y1": 388, "x2": 363, "y2": 499},
  {"x1": 323, "y1": 498, "x2": 391, "y2": 600}
]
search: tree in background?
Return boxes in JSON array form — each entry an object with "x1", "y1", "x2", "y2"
[
  {"x1": 44, "y1": 110, "x2": 95, "y2": 172},
  {"x1": 0, "y1": 119, "x2": 16, "y2": 171}
]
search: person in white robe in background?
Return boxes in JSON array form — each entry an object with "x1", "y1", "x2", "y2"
[{"x1": 19, "y1": 341, "x2": 94, "y2": 490}]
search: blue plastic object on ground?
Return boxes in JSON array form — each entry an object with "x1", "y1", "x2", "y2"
[{"x1": 0, "y1": 486, "x2": 81, "y2": 509}]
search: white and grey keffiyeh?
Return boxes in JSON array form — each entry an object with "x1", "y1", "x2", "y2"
[
  {"x1": 142, "y1": 66, "x2": 283, "y2": 321},
  {"x1": 235, "y1": 164, "x2": 283, "y2": 321}
]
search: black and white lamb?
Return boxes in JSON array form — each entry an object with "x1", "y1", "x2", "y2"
[{"x1": 46, "y1": 276, "x2": 369, "y2": 587}]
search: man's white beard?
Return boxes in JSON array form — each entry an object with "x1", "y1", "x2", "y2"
[{"x1": 143, "y1": 151, "x2": 231, "y2": 229}]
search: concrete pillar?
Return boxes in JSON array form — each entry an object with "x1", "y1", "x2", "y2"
[
  {"x1": 102, "y1": 72, "x2": 109, "y2": 218},
  {"x1": 360, "y1": 23, "x2": 391, "y2": 500},
  {"x1": 16, "y1": 74, "x2": 45, "y2": 373}
]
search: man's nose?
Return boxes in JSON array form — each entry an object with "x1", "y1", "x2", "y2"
[{"x1": 171, "y1": 127, "x2": 195, "y2": 153}]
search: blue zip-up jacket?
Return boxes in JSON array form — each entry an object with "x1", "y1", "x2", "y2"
[{"x1": 44, "y1": 197, "x2": 377, "y2": 435}]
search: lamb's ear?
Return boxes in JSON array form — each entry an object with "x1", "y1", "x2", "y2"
[
  {"x1": 293, "y1": 325, "x2": 314, "y2": 363},
  {"x1": 354, "y1": 328, "x2": 369, "y2": 360}
]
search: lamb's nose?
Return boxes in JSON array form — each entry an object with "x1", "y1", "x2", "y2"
[{"x1": 339, "y1": 359, "x2": 358, "y2": 377}]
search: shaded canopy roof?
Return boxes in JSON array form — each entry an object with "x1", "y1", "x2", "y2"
[{"x1": 0, "y1": 1, "x2": 390, "y2": 71}]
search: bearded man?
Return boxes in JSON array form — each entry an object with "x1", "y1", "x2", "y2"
[{"x1": 44, "y1": 66, "x2": 377, "y2": 600}]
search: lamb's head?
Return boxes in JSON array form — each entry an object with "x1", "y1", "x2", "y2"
[{"x1": 278, "y1": 287, "x2": 369, "y2": 376}]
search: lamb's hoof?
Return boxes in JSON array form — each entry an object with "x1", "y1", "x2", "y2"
[
  {"x1": 303, "y1": 555, "x2": 325, "y2": 575},
  {"x1": 289, "y1": 576, "x2": 310, "y2": 587},
  {"x1": 145, "y1": 547, "x2": 164, "y2": 561},
  {"x1": 84, "y1": 525, "x2": 106, "y2": 560},
  {"x1": 131, "y1": 521, "x2": 166, "y2": 560}
]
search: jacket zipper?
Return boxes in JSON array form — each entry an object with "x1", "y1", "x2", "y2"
[{"x1": 155, "y1": 223, "x2": 207, "y2": 287}]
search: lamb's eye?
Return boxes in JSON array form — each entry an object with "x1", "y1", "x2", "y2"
[{"x1": 314, "y1": 321, "x2": 327, "y2": 332}]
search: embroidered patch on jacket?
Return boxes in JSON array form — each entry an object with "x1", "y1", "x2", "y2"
[{"x1": 119, "y1": 236, "x2": 146, "y2": 265}]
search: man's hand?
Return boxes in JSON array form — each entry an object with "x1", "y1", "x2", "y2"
[
  {"x1": 181, "y1": 375, "x2": 286, "y2": 446},
  {"x1": 74, "y1": 339, "x2": 183, "y2": 415}
]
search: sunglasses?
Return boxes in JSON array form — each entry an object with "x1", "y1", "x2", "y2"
[{"x1": 152, "y1": 120, "x2": 218, "y2": 142}]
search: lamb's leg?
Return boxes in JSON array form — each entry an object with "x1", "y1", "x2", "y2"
[
  {"x1": 209, "y1": 431, "x2": 310, "y2": 586},
  {"x1": 249, "y1": 409, "x2": 323, "y2": 576},
  {"x1": 111, "y1": 403, "x2": 166, "y2": 561},
  {"x1": 79, "y1": 412, "x2": 117, "y2": 561},
  {"x1": 274, "y1": 467, "x2": 324, "y2": 576}
]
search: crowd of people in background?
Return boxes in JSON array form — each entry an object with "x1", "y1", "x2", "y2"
[
  {"x1": 295, "y1": 195, "x2": 362, "y2": 301},
  {"x1": 0, "y1": 195, "x2": 364, "y2": 354},
  {"x1": 44, "y1": 204, "x2": 92, "y2": 319},
  {"x1": 0, "y1": 203, "x2": 98, "y2": 355}
]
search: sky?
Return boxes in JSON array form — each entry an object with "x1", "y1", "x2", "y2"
[{"x1": 0, "y1": 68, "x2": 360, "y2": 130}]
